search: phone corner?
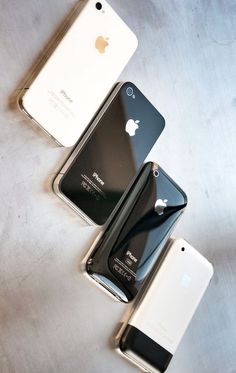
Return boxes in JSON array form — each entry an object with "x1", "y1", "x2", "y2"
[
  {"x1": 181, "y1": 189, "x2": 188, "y2": 206},
  {"x1": 16, "y1": 89, "x2": 27, "y2": 114},
  {"x1": 52, "y1": 173, "x2": 62, "y2": 196},
  {"x1": 207, "y1": 261, "x2": 214, "y2": 279},
  {"x1": 118, "y1": 331, "x2": 127, "y2": 354},
  {"x1": 84, "y1": 257, "x2": 92, "y2": 275},
  {"x1": 132, "y1": 32, "x2": 139, "y2": 52},
  {"x1": 80, "y1": 259, "x2": 90, "y2": 276},
  {"x1": 161, "y1": 116, "x2": 166, "y2": 131}
]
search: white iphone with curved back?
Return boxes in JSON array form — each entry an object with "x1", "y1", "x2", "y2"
[{"x1": 18, "y1": 0, "x2": 138, "y2": 146}]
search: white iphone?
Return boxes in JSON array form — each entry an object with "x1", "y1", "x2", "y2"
[
  {"x1": 116, "y1": 238, "x2": 214, "y2": 373},
  {"x1": 18, "y1": 0, "x2": 138, "y2": 146}
]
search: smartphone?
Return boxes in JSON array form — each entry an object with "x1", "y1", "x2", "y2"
[
  {"x1": 18, "y1": 0, "x2": 138, "y2": 147},
  {"x1": 116, "y1": 238, "x2": 214, "y2": 373},
  {"x1": 86, "y1": 162, "x2": 188, "y2": 302},
  {"x1": 53, "y1": 83, "x2": 165, "y2": 225}
]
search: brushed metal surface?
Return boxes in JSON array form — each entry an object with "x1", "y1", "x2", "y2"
[{"x1": 0, "y1": 0, "x2": 236, "y2": 372}]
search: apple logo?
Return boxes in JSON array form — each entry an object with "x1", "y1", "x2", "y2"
[
  {"x1": 154, "y1": 199, "x2": 168, "y2": 216},
  {"x1": 125, "y1": 119, "x2": 140, "y2": 137},
  {"x1": 95, "y1": 36, "x2": 109, "y2": 54}
]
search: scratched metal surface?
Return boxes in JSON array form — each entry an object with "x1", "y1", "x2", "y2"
[{"x1": 0, "y1": 0, "x2": 236, "y2": 372}]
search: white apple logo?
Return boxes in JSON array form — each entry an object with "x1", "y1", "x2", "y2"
[
  {"x1": 154, "y1": 199, "x2": 168, "y2": 215},
  {"x1": 125, "y1": 119, "x2": 140, "y2": 137}
]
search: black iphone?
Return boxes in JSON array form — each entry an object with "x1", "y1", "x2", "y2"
[
  {"x1": 53, "y1": 82, "x2": 165, "y2": 225},
  {"x1": 86, "y1": 162, "x2": 188, "y2": 302}
]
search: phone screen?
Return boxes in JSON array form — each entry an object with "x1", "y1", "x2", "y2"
[{"x1": 59, "y1": 83, "x2": 165, "y2": 225}]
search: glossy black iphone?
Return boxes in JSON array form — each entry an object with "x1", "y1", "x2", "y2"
[
  {"x1": 86, "y1": 162, "x2": 188, "y2": 302},
  {"x1": 54, "y1": 83, "x2": 165, "y2": 225}
]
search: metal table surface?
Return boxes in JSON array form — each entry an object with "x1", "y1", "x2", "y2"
[{"x1": 0, "y1": 1, "x2": 236, "y2": 372}]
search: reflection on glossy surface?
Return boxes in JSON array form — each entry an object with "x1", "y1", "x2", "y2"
[
  {"x1": 60, "y1": 83, "x2": 165, "y2": 225},
  {"x1": 86, "y1": 162, "x2": 187, "y2": 302}
]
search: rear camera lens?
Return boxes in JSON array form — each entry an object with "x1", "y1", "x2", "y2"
[
  {"x1": 153, "y1": 170, "x2": 159, "y2": 178},
  {"x1": 96, "y1": 2, "x2": 102, "y2": 10},
  {"x1": 126, "y1": 87, "x2": 134, "y2": 96}
]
